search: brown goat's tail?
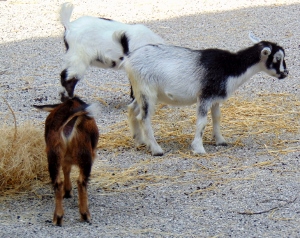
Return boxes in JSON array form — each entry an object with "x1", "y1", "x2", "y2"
[{"x1": 59, "y1": 103, "x2": 99, "y2": 140}]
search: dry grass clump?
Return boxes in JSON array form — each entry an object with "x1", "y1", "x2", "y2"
[
  {"x1": 0, "y1": 122, "x2": 48, "y2": 196},
  {"x1": 221, "y1": 93, "x2": 300, "y2": 154}
]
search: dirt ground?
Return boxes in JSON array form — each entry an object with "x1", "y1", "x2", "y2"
[{"x1": 0, "y1": 0, "x2": 300, "y2": 237}]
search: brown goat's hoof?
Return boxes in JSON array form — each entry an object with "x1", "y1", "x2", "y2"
[
  {"x1": 53, "y1": 215, "x2": 63, "y2": 226},
  {"x1": 80, "y1": 212, "x2": 91, "y2": 223},
  {"x1": 63, "y1": 190, "x2": 73, "y2": 198}
]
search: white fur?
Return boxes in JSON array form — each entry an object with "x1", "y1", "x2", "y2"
[
  {"x1": 226, "y1": 63, "x2": 262, "y2": 95},
  {"x1": 60, "y1": 2, "x2": 164, "y2": 90},
  {"x1": 274, "y1": 50, "x2": 285, "y2": 71},
  {"x1": 86, "y1": 102, "x2": 101, "y2": 118}
]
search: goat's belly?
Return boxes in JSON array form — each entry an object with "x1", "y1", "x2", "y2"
[{"x1": 157, "y1": 91, "x2": 197, "y2": 106}]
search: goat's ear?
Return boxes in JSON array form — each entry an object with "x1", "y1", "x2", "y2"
[
  {"x1": 33, "y1": 104, "x2": 60, "y2": 112},
  {"x1": 249, "y1": 31, "x2": 261, "y2": 43},
  {"x1": 261, "y1": 47, "x2": 271, "y2": 57}
]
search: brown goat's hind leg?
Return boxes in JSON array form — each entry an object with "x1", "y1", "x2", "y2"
[
  {"x1": 77, "y1": 176, "x2": 90, "y2": 222},
  {"x1": 48, "y1": 150, "x2": 64, "y2": 226},
  {"x1": 62, "y1": 163, "x2": 73, "y2": 198},
  {"x1": 53, "y1": 179, "x2": 64, "y2": 226},
  {"x1": 77, "y1": 151, "x2": 93, "y2": 222}
]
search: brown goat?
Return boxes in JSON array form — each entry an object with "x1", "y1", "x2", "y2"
[{"x1": 34, "y1": 97, "x2": 99, "y2": 226}]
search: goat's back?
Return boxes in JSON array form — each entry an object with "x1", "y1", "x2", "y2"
[
  {"x1": 125, "y1": 44, "x2": 202, "y2": 105},
  {"x1": 63, "y1": 15, "x2": 164, "y2": 65},
  {"x1": 35, "y1": 97, "x2": 99, "y2": 165}
]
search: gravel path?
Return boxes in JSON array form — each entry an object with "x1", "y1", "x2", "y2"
[{"x1": 1, "y1": 0, "x2": 300, "y2": 237}]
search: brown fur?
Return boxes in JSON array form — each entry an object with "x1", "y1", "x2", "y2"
[{"x1": 34, "y1": 97, "x2": 99, "y2": 226}]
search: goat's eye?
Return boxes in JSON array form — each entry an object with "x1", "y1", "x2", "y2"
[{"x1": 276, "y1": 57, "x2": 281, "y2": 61}]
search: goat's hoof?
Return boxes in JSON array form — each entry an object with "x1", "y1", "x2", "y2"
[
  {"x1": 192, "y1": 150, "x2": 206, "y2": 155},
  {"x1": 152, "y1": 151, "x2": 164, "y2": 156},
  {"x1": 191, "y1": 143, "x2": 206, "y2": 154},
  {"x1": 151, "y1": 147, "x2": 164, "y2": 156},
  {"x1": 63, "y1": 190, "x2": 73, "y2": 199},
  {"x1": 214, "y1": 135, "x2": 227, "y2": 146},
  {"x1": 133, "y1": 135, "x2": 146, "y2": 147},
  {"x1": 80, "y1": 212, "x2": 91, "y2": 223},
  {"x1": 216, "y1": 142, "x2": 228, "y2": 146},
  {"x1": 53, "y1": 214, "x2": 63, "y2": 226}
]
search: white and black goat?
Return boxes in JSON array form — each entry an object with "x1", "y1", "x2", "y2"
[
  {"x1": 59, "y1": 2, "x2": 164, "y2": 99},
  {"x1": 120, "y1": 33, "x2": 288, "y2": 155},
  {"x1": 34, "y1": 97, "x2": 99, "y2": 226}
]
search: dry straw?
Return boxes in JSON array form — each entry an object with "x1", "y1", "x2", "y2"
[
  {"x1": 98, "y1": 93, "x2": 299, "y2": 155},
  {"x1": 94, "y1": 93, "x2": 299, "y2": 192},
  {"x1": 0, "y1": 115, "x2": 48, "y2": 196},
  {"x1": 0, "y1": 93, "x2": 299, "y2": 196},
  {"x1": 0, "y1": 123, "x2": 48, "y2": 193}
]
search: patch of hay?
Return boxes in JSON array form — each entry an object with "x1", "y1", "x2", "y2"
[
  {"x1": 94, "y1": 93, "x2": 299, "y2": 192},
  {"x1": 0, "y1": 93, "x2": 298, "y2": 196},
  {"x1": 0, "y1": 123, "x2": 48, "y2": 196},
  {"x1": 98, "y1": 93, "x2": 299, "y2": 156},
  {"x1": 91, "y1": 159, "x2": 171, "y2": 193}
]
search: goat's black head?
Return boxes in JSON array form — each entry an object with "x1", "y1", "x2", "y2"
[
  {"x1": 249, "y1": 32, "x2": 288, "y2": 80},
  {"x1": 258, "y1": 41, "x2": 288, "y2": 80},
  {"x1": 60, "y1": 69, "x2": 79, "y2": 100}
]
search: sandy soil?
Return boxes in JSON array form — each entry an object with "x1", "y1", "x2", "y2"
[{"x1": 0, "y1": 0, "x2": 300, "y2": 237}]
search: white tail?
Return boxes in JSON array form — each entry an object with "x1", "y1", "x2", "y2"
[
  {"x1": 60, "y1": 2, "x2": 74, "y2": 29},
  {"x1": 86, "y1": 102, "x2": 101, "y2": 118}
]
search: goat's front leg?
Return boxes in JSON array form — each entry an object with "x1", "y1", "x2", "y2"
[
  {"x1": 47, "y1": 150, "x2": 64, "y2": 226},
  {"x1": 191, "y1": 100, "x2": 211, "y2": 154},
  {"x1": 211, "y1": 103, "x2": 227, "y2": 146},
  {"x1": 136, "y1": 94, "x2": 164, "y2": 156},
  {"x1": 128, "y1": 99, "x2": 145, "y2": 146}
]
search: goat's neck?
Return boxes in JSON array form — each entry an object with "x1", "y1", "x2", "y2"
[
  {"x1": 226, "y1": 62, "x2": 262, "y2": 96},
  {"x1": 225, "y1": 46, "x2": 264, "y2": 95}
]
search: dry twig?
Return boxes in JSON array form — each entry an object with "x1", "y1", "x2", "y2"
[{"x1": 237, "y1": 197, "x2": 297, "y2": 215}]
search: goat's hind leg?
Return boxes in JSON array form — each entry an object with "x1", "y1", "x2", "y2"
[
  {"x1": 62, "y1": 162, "x2": 73, "y2": 198},
  {"x1": 77, "y1": 151, "x2": 93, "y2": 223},
  {"x1": 128, "y1": 99, "x2": 145, "y2": 146},
  {"x1": 211, "y1": 103, "x2": 227, "y2": 146},
  {"x1": 77, "y1": 178, "x2": 91, "y2": 223},
  {"x1": 48, "y1": 149, "x2": 64, "y2": 226}
]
